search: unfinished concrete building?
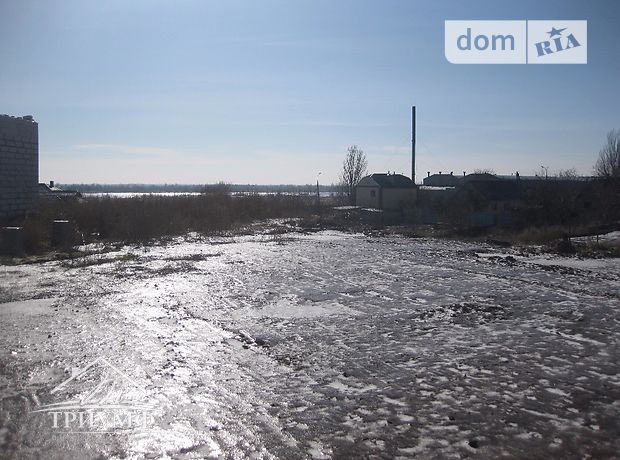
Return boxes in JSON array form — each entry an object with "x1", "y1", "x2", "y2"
[{"x1": 0, "y1": 115, "x2": 39, "y2": 219}]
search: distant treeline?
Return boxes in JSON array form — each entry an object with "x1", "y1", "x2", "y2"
[{"x1": 59, "y1": 183, "x2": 342, "y2": 194}]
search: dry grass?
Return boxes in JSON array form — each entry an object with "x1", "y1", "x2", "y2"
[
  {"x1": 15, "y1": 193, "x2": 313, "y2": 254},
  {"x1": 499, "y1": 225, "x2": 595, "y2": 245}
]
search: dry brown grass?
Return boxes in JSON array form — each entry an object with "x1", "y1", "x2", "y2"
[{"x1": 16, "y1": 193, "x2": 313, "y2": 253}]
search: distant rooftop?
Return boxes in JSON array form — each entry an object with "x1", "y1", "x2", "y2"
[
  {"x1": 357, "y1": 173, "x2": 415, "y2": 188},
  {"x1": 0, "y1": 114, "x2": 36, "y2": 122},
  {"x1": 495, "y1": 175, "x2": 594, "y2": 182},
  {"x1": 423, "y1": 172, "x2": 595, "y2": 187}
]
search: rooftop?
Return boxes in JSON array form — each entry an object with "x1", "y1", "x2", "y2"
[
  {"x1": 0, "y1": 114, "x2": 36, "y2": 122},
  {"x1": 357, "y1": 173, "x2": 415, "y2": 188}
]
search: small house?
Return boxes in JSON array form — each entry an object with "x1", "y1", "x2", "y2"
[
  {"x1": 356, "y1": 173, "x2": 416, "y2": 211},
  {"x1": 38, "y1": 181, "x2": 82, "y2": 200}
]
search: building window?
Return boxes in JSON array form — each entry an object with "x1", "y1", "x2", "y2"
[{"x1": 370, "y1": 190, "x2": 376, "y2": 198}]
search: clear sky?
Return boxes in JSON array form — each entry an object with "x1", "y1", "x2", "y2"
[{"x1": 1, "y1": 0, "x2": 618, "y2": 184}]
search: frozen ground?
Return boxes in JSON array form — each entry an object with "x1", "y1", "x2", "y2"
[{"x1": 0, "y1": 230, "x2": 619, "y2": 459}]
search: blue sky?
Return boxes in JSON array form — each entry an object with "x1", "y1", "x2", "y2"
[{"x1": 1, "y1": 0, "x2": 618, "y2": 184}]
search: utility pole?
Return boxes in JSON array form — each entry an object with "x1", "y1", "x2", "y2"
[
  {"x1": 316, "y1": 172, "x2": 322, "y2": 209},
  {"x1": 411, "y1": 106, "x2": 416, "y2": 184}
]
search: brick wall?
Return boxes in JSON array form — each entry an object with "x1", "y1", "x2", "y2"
[{"x1": 0, "y1": 115, "x2": 39, "y2": 218}]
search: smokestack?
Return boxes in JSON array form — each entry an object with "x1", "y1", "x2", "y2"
[{"x1": 411, "y1": 106, "x2": 416, "y2": 184}]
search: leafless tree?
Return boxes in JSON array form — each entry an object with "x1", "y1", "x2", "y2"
[
  {"x1": 555, "y1": 168, "x2": 583, "y2": 233},
  {"x1": 592, "y1": 130, "x2": 620, "y2": 224},
  {"x1": 201, "y1": 181, "x2": 231, "y2": 197},
  {"x1": 557, "y1": 168, "x2": 578, "y2": 179},
  {"x1": 595, "y1": 129, "x2": 620, "y2": 179},
  {"x1": 340, "y1": 145, "x2": 368, "y2": 204}
]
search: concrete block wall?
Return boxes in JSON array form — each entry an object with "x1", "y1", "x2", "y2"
[{"x1": 0, "y1": 115, "x2": 39, "y2": 218}]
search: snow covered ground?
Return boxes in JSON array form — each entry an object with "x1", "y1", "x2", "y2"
[{"x1": 0, "y1": 230, "x2": 619, "y2": 459}]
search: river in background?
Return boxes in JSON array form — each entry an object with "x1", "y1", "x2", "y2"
[{"x1": 83, "y1": 191, "x2": 335, "y2": 198}]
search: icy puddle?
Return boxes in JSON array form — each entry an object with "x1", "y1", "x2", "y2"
[{"x1": 0, "y1": 231, "x2": 619, "y2": 459}]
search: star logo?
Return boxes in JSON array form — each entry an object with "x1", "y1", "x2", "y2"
[{"x1": 547, "y1": 27, "x2": 567, "y2": 38}]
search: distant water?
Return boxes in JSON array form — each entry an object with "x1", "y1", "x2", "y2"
[
  {"x1": 84, "y1": 192, "x2": 333, "y2": 198},
  {"x1": 84, "y1": 192, "x2": 202, "y2": 198}
]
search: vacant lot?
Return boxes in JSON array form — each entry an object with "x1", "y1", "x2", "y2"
[{"x1": 1, "y1": 229, "x2": 619, "y2": 459}]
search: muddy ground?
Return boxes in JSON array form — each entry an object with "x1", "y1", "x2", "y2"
[{"x1": 0, "y1": 229, "x2": 619, "y2": 459}]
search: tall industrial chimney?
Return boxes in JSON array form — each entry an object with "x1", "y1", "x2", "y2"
[{"x1": 411, "y1": 106, "x2": 416, "y2": 184}]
